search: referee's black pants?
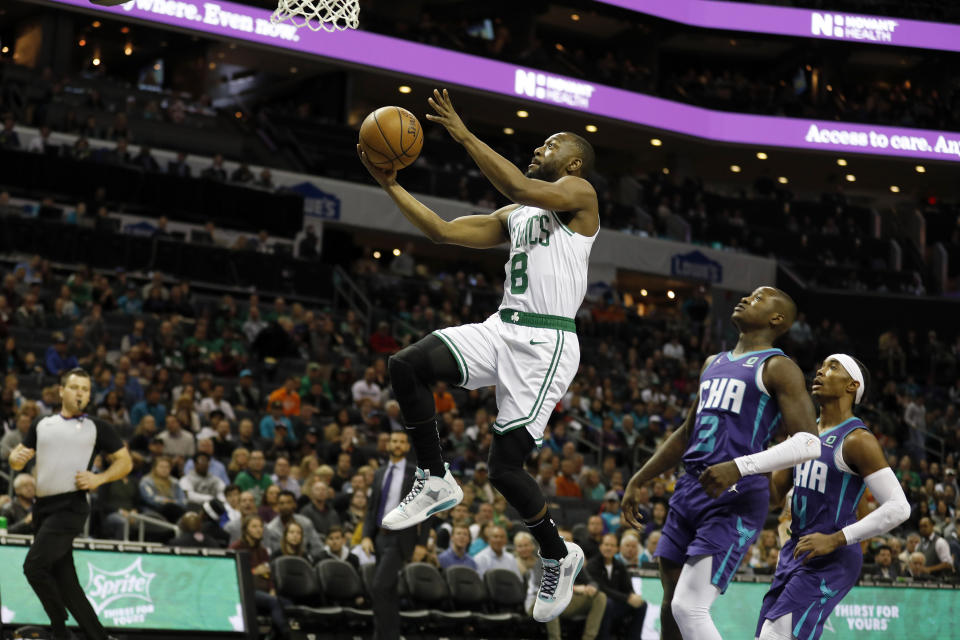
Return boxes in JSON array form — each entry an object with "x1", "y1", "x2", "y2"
[
  {"x1": 23, "y1": 495, "x2": 108, "y2": 640},
  {"x1": 371, "y1": 530, "x2": 406, "y2": 640}
]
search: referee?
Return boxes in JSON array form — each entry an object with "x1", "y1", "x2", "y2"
[{"x1": 8, "y1": 368, "x2": 132, "y2": 640}]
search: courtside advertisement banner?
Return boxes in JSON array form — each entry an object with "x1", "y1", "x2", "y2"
[
  {"x1": 39, "y1": 0, "x2": 960, "y2": 163},
  {"x1": 598, "y1": 0, "x2": 960, "y2": 53},
  {"x1": 637, "y1": 577, "x2": 956, "y2": 638},
  {"x1": 0, "y1": 545, "x2": 246, "y2": 631}
]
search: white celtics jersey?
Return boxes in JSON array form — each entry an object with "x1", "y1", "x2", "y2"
[{"x1": 499, "y1": 205, "x2": 596, "y2": 319}]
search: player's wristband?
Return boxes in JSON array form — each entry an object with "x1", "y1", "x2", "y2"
[{"x1": 734, "y1": 432, "x2": 821, "y2": 476}]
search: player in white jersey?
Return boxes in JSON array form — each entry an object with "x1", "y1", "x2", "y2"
[{"x1": 358, "y1": 89, "x2": 599, "y2": 624}]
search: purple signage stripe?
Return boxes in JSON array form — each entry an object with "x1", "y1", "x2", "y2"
[
  {"x1": 43, "y1": 0, "x2": 960, "y2": 163},
  {"x1": 598, "y1": 0, "x2": 960, "y2": 53}
]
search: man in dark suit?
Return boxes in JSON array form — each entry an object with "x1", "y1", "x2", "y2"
[
  {"x1": 361, "y1": 432, "x2": 431, "y2": 640},
  {"x1": 587, "y1": 533, "x2": 647, "y2": 640},
  {"x1": 167, "y1": 151, "x2": 191, "y2": 178},
  {"x1": 866, "y1": 544, "x2": 902, "y2": 581}
]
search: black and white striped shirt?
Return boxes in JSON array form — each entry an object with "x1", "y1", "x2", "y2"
[{"x1": 23, "y1": 414, "x2": 123, "y2": 498}]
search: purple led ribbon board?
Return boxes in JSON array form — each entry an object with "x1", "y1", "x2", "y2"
[
  {"x1": 45, "y1": 0, "x2": 960, "y2": 163},
  {"x1": 598, "y1": 0, "x2": 960, "y2": 53}
]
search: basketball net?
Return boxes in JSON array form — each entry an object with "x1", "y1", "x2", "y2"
[{"x1": 270, "y1": 0, "x2": 359, "y2": 31}]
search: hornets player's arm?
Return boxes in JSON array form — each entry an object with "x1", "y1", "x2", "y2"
[
  {"x1": 795, "y1": 429, "x2": 910, "y2": 563},
  {"x1": 700, "y1": 356, "x2": 820, "y2": 498},
  {"x1": 621, "y1": 355, "x2": 718, "y2": 530},
  {"x1": 769, "y1": 468, "x2": 792, "y2": 509},
  {"x1": 357, "y1": 143, "x2": 516, "y2": 249}
]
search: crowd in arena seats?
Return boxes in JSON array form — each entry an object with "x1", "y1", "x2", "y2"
[{"x1": 0, "y1": 237, "x2": 957, "y2": 637}]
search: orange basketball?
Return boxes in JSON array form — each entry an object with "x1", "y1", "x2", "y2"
[{"x1": 359, "y1": 106, "x2": 423, "y2": 171}]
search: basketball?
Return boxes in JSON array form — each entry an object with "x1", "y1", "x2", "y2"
[{"x1": 359, "y1": 106, "x2": 423, "y2": 171}]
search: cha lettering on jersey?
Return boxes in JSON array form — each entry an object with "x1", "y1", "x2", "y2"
[
  {"x1": 512, "y1": 213, "x2": 551, "y2": 249},
  {"x1": 697, "y1": 378, "x2": 746, "y2": 414},
  {"x1": 794, "y1": 459, "x2": 828, "y2": 494}
]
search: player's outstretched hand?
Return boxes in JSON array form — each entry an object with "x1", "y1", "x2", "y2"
[
  {"x1": 699, "y1": 461, "x2": 742, "y2": 498},
  {"x1": 425, "y1": 89, "x2": 470, "y2": 144},
  {"x1": 794, "y1": 531, "x2": 845, "y2": 564},
  {"x1": 356, "y1": 144, "x2": 397, "y2": 187},
  {"x1": 620, "y1": 485, "x2": 647, "y2": 533}
]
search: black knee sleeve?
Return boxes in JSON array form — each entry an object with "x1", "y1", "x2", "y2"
[
  {"x1": 389, "y1": 335, "x2": 461, "y2": 423},
  {"x1": 487, "y1": 428, "x2": 544, "y2": 519}
]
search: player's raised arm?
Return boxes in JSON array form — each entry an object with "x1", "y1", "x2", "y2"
[
  {"x1": 700, "y1": 356, "x2": 820, "y2": 497},
  {"x1": 426, "y1": 89, "x2": 598, "y2": 225},
  {"x1": 357, "y1": 144, "x2": 513, "y2": 248}
]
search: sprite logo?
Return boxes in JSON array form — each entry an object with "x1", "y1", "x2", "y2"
[{"x1": 85, "y1": 558, "x2": 157, "y2": 625}]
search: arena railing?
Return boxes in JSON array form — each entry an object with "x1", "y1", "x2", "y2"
[
  {"x1": 332, "y1": 265, "x2": 373, "y2": 338},
  {"x1": 123, "y1": 512, "x2": 181, "y2": 543}
]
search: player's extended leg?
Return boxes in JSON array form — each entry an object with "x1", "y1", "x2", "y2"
[
  {"x1": 381, "y1": 335, "x2": 464, "y2": 529},
  {"x1": 488, "y1": 428, "x2": 584, "y2": 622},
  {"x1": 658, "y1": 556, "x2": 684, "y2": 640},
  {"x1": 757, "y1": 615, "x2": 794, "y2": 640},
  {"x1": 671, "y1": 555, "x2": 723, "y2": 640}
]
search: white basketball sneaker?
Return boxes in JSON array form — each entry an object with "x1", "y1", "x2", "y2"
[
  {"x1": 381, "y1": 464, "x2": 463, "y2": 530},
  {"x1": 532, "y1": 541, "x2": 585, "y2": 623}
]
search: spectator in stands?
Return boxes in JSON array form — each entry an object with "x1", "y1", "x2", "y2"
[
  {"x1": 27, "y1": 125, "x2": 55, "y2": 154},
  {"x1": 639, "y1": 531, "x2": 661, "y2": 565},
  {"x1": 225, "y1": 491, "x2": 258, "y2": 543},
  {"x1": 201, "y1": 154, "x2": 228, "y2": 181},
  {"x1": 556, "y1": 458, "x2": 583, "y2": 498},
  {"x1": 266, "y1": 490, "x2": 323, "y2": 556},
  {"x1": 1, "y1": 473, "x2": 35, "y2": 534},
  {"x1": 600, "y1": 491, "x2": 621, "y2": 532},
  {"x1": 369, "y1": 321, "x2": 399, "y2": 355},
  {"x1": 351, "y1": 367, "x2": 382, "y2": 408},
  {"x1": 433, "y1": 380, "x2": 456, "y2": 413},
  {"x1": 0, "y1": 115, "x2": 20, "y2": 149},
  {"x1": 296, "y1": 226, "x2": 319, "y2": 259},
  {"x1": 438, "y1": 524, "x2": 478, "y2": 570},
  {"x1": 97, "y1": 390, "x2": 131, "y2": 431},
  {"x1": 257, "y1": 168, "x2": 274, "y2": 190},
  {"x1": 199, "y1": 383, "x2": 236, "y2": 422},
  {"x1": 167, "y1": 151, "x2": 191, "y2": 177},
  {"x1": 918, "y1": 517, "x2": 954, "y2": 576},
  {"x1": 232, "y1": 369, "x2": 261, "y2": 411},
  {"x1": 474, "y1": 525, "x2": 518, "y2": 577},
  {"x1": 270, "y1": 456, "x2": 299, "y2": 497},
  {"x1": 229, "y1": 515, "x2": 290, "y2": 638},
  {"x1": 616, "y1": 531, "x2": 642, "y2": 571},
  {"x1": 236, "y1": 419, "x2": 259, "y2": 452},
  {"x1": 258, "y1": 484, "x2": 280, "y2": 523},
  {"x1": 588, "y1": 533, "x2": 647, "y2": 639},
  {"x1": 167, "y1": 511, "x2": 222, "y2": 549},
  {"x1": 260, "y1": 400, "x2": 295, "y2": 443},
  {"x1": 131, "y1": 386, "x2": 167, "y2": 428},
  {"x1": 99, "y1": 470, "x2": 144, "y2": 540},
  {"x1": 139, "y1": 456, "x2": 187, "y2": 523},
  {"x1": 157, "y1": 414, "x2": 196, "y2": 473},
  {"x1": 580, "y1": 515, "x2": 605, "y2": 560},
  {"x1": 536, "y1": 461, "x2": 557, "y2": 497},
  {"x1": 268, "y1": 377, "x2": 301, "y2": 417},
  {"x1": 231, "y1": 163, "x2": 254, "y2": 184},
  {"x1": 15, "y1": 293, "x2": 44, "y2": 329},
  {"x1": 236, "y1": 450, "x2": 274, "y2": 505},
  {"x1": 315, "y1": 525, "x2": 359, "y2": 570},
  {"x1": 299, "y1": 478, "x2": 339, "y2": 537},
  {"x1": 873, "y1": 545, "x2": 901, "y2": 581},
  {"x1": 133, "y1": 145, "x2": 160, "y2": 172},
  {"x1": 180, "y1": 452, "x2": 226, "y2": 504},
  {"x1": 514, "y1": 531, "x2": 539, "y2": 576},
  {"x1": 44, "y1": 331, "x2": 77, "y2": 377},
  {"x1": 907, "y1": 551, "x2": 933, "y2": 581}
]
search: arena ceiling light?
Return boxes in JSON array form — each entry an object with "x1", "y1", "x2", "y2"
[
  {"x1": 570, "y1": 13, "x2": 581, "y2": 21},
  {"x1": 503, "y1": 127, "x2": 514, "y2": 135},
  {"x1": 640, "y1": 289, "x2": 648, "y2": 296},
  {"x1": 730, "y1": 165, "x2": 741, "y2": 172},
  {"x1": 777, "y1": 176, "x2": 788, "y2": 184},
  {"x1": 516, "y1": 110, "x2": 529, "y2": 118},
  {"x1": 845, "y1": 174, "x2": 856, "y2": 182},
  {"x1": 756, "y1": 152, "x2": 768, "y2": 160},
  {"x1": 915, "y1": 165, "x2": 926, "y2": 173},
  {"x1": 650, "y1": 138, "x2": 662, "y2": 146},
  {"x1": 585, "y1": 124, "x2": 598, "y2": 133},
  {"x1": 890, "y1": 185, "x2": 900, "y2": 193},
  {"x1": 397, "y1": 85, "x2": 412, "y2": 94},
  {"x1": 372, "y1": 251, "x2": 381, "y2": 259},
  {"x1": 393, "y1": 248, "x2": 401, "y2": 256},
  {"x1": 667, "y1": 290, "x2": 676, "y2": 299},
  {"x1": 837, "y1": 158, "x2": 848, "y2": 166}
]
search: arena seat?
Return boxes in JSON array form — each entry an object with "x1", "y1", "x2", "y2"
[
  {"x1": 402, "y1": 562, "x2": 472, "y2": 627},
  {"x1": 272, "y1": 556, "x2": 341, "y2": 627},
  {"x1": 444, "y1": 565, "x2": 517, "y2": 626},
  {"x1": 315, "y1": 559, "x2": 374, "y2": 629}
]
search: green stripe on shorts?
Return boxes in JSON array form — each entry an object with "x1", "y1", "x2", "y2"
[{"x1": 495, "y1": 329, "x2": 564, "y2": 432}]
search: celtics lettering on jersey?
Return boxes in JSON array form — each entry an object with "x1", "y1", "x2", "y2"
[
  {"x1": 499, "y1": 205, "x2": 595, "y2": 320},
  {"x1": 683, "y1": 349, "x2": 784, "y2": 477}
]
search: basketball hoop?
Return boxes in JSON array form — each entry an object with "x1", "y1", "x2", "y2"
[{"x1": 270, "y1": 0, "x2": 359, "y2": 31}]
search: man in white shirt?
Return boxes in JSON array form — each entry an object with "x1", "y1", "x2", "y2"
[
  {"x1": 917, "y1": 517, "x2": 955, "y2": 576},
  {"x1": 474, "y1": 525, "x2": 519, "y2": 577},
  {"x1": 199, "y1": 384, "x2": 236, "y2": 422},
  {"x1": 662, "y1": 336, "x2": 685, "y2": 361},
  {"x1": 351, "y1": 367, "x2": 383, "y2": 408},
  {"x1": 179, "y1": 452, "x2": 226, "y2": 503}
]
